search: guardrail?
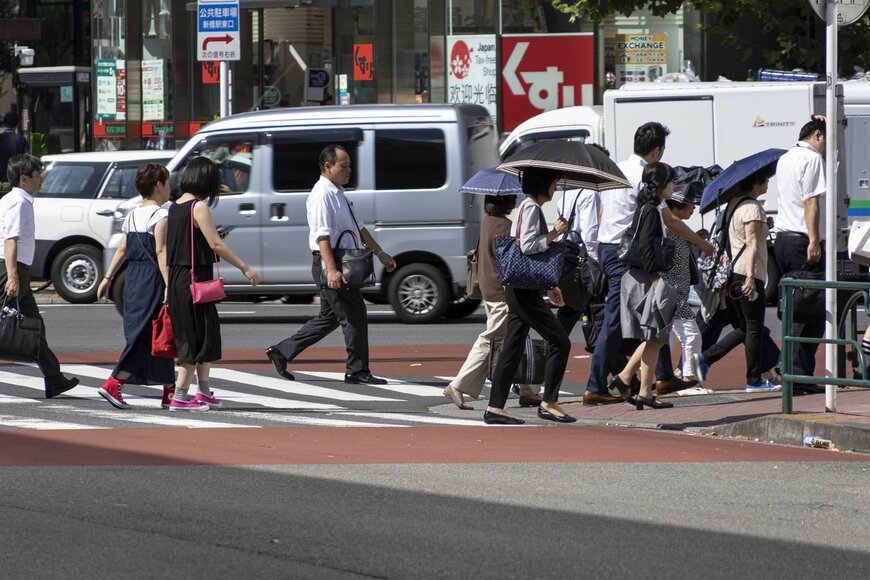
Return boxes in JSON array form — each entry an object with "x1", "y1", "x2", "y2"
[{"x1": 779, "y1": 277, "x2": 870, "y2": 413}]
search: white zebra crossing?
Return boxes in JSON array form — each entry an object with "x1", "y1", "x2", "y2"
[{"x1": 300, "y1": 371, "x2": 446, "y2": 397}]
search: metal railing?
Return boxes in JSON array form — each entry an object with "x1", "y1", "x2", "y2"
[{"x1": 779, "y1": 277, "x2": 870, "y2": 413}]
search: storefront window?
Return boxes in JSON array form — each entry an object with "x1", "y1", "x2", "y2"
[
  {"x1": 93, "y1": 0, "x2": 128, "y2": 150},
  {"x1": 142, "y1": 0, "x2": 173, "y2": 149}
]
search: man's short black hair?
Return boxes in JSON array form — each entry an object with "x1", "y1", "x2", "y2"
[
  {"x1": 633, "y1": 122, "x2": 671, "y2": 157},
  {"x1": 319, "y1": 144, "x2": 347, "y2": 172},
  {"x1": 7, "y1": 153, "x2": 41, "y2": 187},
  {"x1": 3, "y1": 111, "x2": 18, "y2": 128},
  {"x1": 799, "y1": 118, "x2": 826, "y2": 141}
]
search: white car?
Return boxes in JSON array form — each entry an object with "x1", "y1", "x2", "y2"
[{"x1": 34, "y1": 150, "x2": 175, "y2": 303}]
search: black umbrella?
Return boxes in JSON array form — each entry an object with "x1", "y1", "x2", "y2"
[
  {"x1": 497, "y1": 140, "x2": 630, "y2": 191},
  {"x1": 671, "y1": 164, "x2": 723, "y2": 205}
]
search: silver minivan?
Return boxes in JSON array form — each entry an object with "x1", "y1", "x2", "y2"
[{"x1": 104, "y1": 104, "x2": 498, "y2": 323}]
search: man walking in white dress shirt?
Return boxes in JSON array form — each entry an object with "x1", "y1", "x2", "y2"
[{"x1": 265, "y1": 144, "x2": 397, "y2": 385}]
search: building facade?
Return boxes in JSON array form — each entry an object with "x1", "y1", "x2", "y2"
[{"x1": 87, "y1": 1, "x2": 706, "y2": 151}]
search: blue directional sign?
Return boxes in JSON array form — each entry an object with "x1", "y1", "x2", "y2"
[{"x1": 197, "y1": 0, "x2": 240, "y2": 61}]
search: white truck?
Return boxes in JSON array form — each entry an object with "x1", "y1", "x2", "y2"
[{"x1": 500, "y1": 81, "x2": 870, "y2": 301}]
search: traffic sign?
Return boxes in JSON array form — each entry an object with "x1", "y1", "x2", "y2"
[
  {"x1": 197, "y1": 0, "x2": 240, "y2": 61},
  {"x1": 809, "y1": 0, "x2": 870, "y2": 26}
]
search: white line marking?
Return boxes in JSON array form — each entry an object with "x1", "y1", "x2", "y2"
[
  {"x1": 208, "y1": 368, "x2": 400, "y2": 402},
  {"x1": 0, "y1": 415, "x2": 108, "y2": 430},
  {"x1": 65, "y1": 408, "x2": 259, "y2": 429},
  {"x1": 0, "y1": 393, "x2": 39, "y2": 404},
  {"x1": 229, "y1": 411, "x2": 403, "y2": 428},
  {"x1": 337, "y1": 412, "x2": 484, "y2": 426},
  {"x1": 299, "y1": 371, "x2": 446, "y2": 397}
]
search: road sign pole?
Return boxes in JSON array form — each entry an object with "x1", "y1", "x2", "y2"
[
  {"x1": 220, "y1": 61, "x2": 229, "y2": 118},
  {"x1": 825, "y1": 0, "x2": 838, "y2": 412}
]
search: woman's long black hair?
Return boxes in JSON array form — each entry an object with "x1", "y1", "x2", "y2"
[{"x1": 637, "y1": 161, "x2": 675, "y2": 207}]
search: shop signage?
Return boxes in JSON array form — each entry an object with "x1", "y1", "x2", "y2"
[
  {"x1": 60, "y1": 86, "x2": 73, "y2": 103},
  {"x1": 353, "y1": 44, "x2": 373, "y2": 81},
  {"x1": 142, "y1": 60, "x2": 165, "y2": 121},
  {"x1": 447, "y1": 35, "x2": 498, "y2": 124},
  {"x1": 96, "y1": 59, "x2": 126, "y2": 121},
  {"x1": 307, "y1": 69, "x2": 331, "y2": 104},
  {"x1": 197, "y1": 0, "x2": 240, "y2": 61},
  {"x1": 202, "y1": 61, "x2": 220, "y2": 84},
  {"x1": 615, "y1": 33, "x2": 668, "y2": 84},
  {"x1": 500, "y1": 34, "x2": 594, "y2": 132},
  {"x1": 262, "y1": 85, "x2": 281, "y2": 108},
  {"x1": 337, "y1": 74, "x2": 350, "y2": 105}
]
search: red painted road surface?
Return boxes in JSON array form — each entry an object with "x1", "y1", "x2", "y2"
[{"x1": 2, "y1": 426, "x2": 867, "y2": 467}]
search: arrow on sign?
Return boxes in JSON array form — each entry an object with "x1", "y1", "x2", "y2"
[{"x1": 202, "y1": 35, "x2": 234, "y2": 50}]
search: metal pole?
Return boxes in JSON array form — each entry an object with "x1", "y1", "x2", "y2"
[
  {"x1": 824, "y1": 1, "x2": 838, "y2": 412},
  {"x1": 782, "y1": 283, "x2": 794, "y2": 414},
  {"x1": 220, "y1": 61, "x2": 229, "y2": 118}
]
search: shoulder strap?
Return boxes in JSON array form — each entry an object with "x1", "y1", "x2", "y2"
[
  {"x1": 190, "y1": 201, "x2": 197, "y2": 278},
  {"x1": 723, "y1": 196, "x2": 754, "y2": 259},
  {"x1": 342, "y1": 192, "x2": 365, "y2": 247}
]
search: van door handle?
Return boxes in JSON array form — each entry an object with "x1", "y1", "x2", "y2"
[
  {"x1": 239, "y1": 203, "x2": 256, "y2": 216},
  {"x1": 270, "y1": 203, "x2": 289, "y2": 222},
  {"x1": 96, "y1": 209, "x2": 116, "y2": 217}
]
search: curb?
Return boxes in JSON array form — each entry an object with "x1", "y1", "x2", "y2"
[{"x1": 701, "y1": 415, "x2": 870, "y2": 454}]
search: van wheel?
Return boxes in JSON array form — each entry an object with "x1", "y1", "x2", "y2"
[
  {"x1": 51, "y1": 245, "x2": 101, "y2": 304},
  {"x1": 388, "y1": 264, "x2": 450, "y2": 324},
  {"x1": 766, "y1": 259, "x2": 781, "y2": 305},
  {"x1": 445, "y1": 297, "x2": 482, "y2": 319},
  {"x1": 109, "y1": 269, "x2": 126, "y2": 315}
]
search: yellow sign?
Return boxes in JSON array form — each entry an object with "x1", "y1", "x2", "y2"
[{"x1": 614, "y1": 33, "x2": 668, "y2": 83}]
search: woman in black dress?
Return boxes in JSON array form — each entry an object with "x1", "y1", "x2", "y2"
[
  {"x1": 166, "y1": 157, "x2": 260, "y2": 411},
  {"x1": 97, "y1": 163, "x2": 176, "y2": 409}
]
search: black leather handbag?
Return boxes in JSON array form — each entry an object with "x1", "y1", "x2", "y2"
[
  {"x1": 488, "y1": 336, "x2": 548, "y2": 385},
  {"x1": 0, "y1": 297, "x2": 41, "y2": 361},
  {"x1": 319, "y1": 197, "x2": 376, "y2": 289},
  {"x1": 617, "y1": 205, "x2": 650, "y2": 268}
]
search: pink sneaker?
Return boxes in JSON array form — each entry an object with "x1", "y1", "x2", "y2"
[
  {"x1": 169, "y1": 398, "x2": 209, "y2": 411},
  {"x1": 98, "y1": 377, "x2": 132, "y2": 410},
  {"x1": 195, "y1": 391, "x2": 222, "y2": 410}
]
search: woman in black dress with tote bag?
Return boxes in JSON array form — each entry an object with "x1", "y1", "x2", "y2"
[{"x1": 166, "y1": 157, "x2": 260, "y2": 411}]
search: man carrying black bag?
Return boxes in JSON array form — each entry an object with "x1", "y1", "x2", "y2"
[
  {"x1": 265, "y1": 144, "x2": 396, "y2": 385},
  {"x1": 0, "y1": 154, "x2": 79, "y2": 397}
]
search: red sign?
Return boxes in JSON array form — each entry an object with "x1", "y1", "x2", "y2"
[
  {"x1": 202, "y1": 61, "x2": 219, "y2": 84},
  {"x1": 353, "y1": 43, "x2": 373, "y2": 81},
  {"x1": 500, "y1": 34, "x2": 594, "y2": 132}
]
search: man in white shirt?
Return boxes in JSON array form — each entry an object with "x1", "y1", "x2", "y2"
[
  {"x1": 0, "y1": 154, "x2": 79, "y2": 397},
  {"x1": 266, "y1": 145, "x2": 397, "y2": 385},
  {"x1": 586, "y1": 122, "x2": 713, "y2": 404},
  {"x1": 773, "y1": 118, "x2": 826, "y2": 392}
]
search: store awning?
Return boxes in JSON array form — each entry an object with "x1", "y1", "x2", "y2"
[{"x1": 16, "y1": 66, "x2": 91, "y2": 88}]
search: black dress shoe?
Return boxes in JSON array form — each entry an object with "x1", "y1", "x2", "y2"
[
  {"x1": 607, "y1": 375, "x2": 631, "y2": 400},
  {"x1": 265, "y1": 347, "x2": 294, "y2": 381},
  {"x1": 635, "y1": 395, "x2": 674, "y2": 410},
  {"x1": 537, "y1": 407, "x2": 577, "y2": 423},
  {"x1": 344, "y1": 371, "x2": 388, "y2": 385},
  {"x1": 45, "y1": 376, "x2": 79, "y2": 399},
  {"x1": 483, "y1": 411, "x2": 525, "y2": 425},
  {"x1": 518, "y1": 395, "x2": 543, "y2": 408}
]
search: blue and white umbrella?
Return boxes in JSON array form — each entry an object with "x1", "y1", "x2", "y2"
[{"x1": 459, "y1": 168, "x2": 524, "y2": 196}]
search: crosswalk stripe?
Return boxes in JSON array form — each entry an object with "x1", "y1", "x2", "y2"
[
  {"x1": 434, "y1": 376, "x2": 572, "y2": 396},
  {"x1": 0, "y1": 415, "x2": 108, "y2": 430},
  {"x1": 337, "y1": 412, "x2": 485, "y2": 426},
  {"x1": 208, "y1": 368, "x2": 400, "y2": 402},
  {"x1": 229, "y1": 411, "x2": 404, "y2": 428},
  {"x1": 64, "y1": 408, "x2": 260, "y2": 429},
  {"x1": 299, "y1": 371, "x2": 446, "y2": 397},
  {"x1": 50, "y1": 365, "x2": 343, "y2": 411},
  {"x1": 0, "y1": 393, "x2": 39, "y2": 404}
]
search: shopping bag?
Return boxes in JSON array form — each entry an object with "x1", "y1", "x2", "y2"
[{"x1": 151, "y1": 304, "x2": 178, "y2": 358}]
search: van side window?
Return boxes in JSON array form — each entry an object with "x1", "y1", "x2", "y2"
[
  {"x1": 40, "y1": 163, "x2": 108, "y2": 199},
  {"x1": 272, "y1": 139, "x2": 358, "y2": 191},
  {"x1": 375, "y1": 129, "x2": 446, "y2": 190},
  {"x1": 102, "y1": 165, "x2": 146, "y2": 199},
  {"x1": 172, "y1": 139, "x2": 254, "y2": 197}
]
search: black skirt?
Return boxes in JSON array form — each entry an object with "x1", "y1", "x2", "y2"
[{"x1": 168, "y1": 265, "x2": 221, "y2": 364}]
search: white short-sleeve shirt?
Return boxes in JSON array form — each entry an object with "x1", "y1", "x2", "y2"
[
  {"x1": 122, "y1": 205, "x2": 169, "y2": 235},
  {"x1": 306, "y1": 175, "x2": 366, "y2": 251},
  {"x1": 560, "y1": 188, "x2": 600, "y2": 261},
  {"x1": 597, "y1": 154, "x2": 646, "y2": 244},
  {"x1": 0, "y1": 187, "x2": 36, "y2": 265},
  {"x1": 774, "y1": 141, "x2": 826, "y2": 239}
]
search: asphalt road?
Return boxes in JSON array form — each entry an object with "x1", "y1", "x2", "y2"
[{"x1": 3, "y1": 302, "x2": 870, "y2": 578}]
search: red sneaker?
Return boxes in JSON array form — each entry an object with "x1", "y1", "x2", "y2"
[
  {"x1": 161, "y1": 386, "x2": 176, "y2": 410},
  {"x1": 98, "y1": 377, "x2": 132, "y2": 410}
]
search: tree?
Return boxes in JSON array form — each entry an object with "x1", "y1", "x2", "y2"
[{"x1": 551, "y1": 1, "x2": 870, "y2": 75}]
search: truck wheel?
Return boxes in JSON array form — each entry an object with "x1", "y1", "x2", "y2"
[
  {"x1": 445, "y1": 296, "x2": 482, "y2": 319},
  {"x1": 50, "y1": 245, "x2": 101, "y2": 304},
  {"x1": 109, "y1": 269, "x2": 126, "y2": 315},
  {"x1": 388, "y1": 263, "x2": 450, "y2": 324},
  {"x1": 766, "y1": 258, "x2": 781, "y2": 305}
]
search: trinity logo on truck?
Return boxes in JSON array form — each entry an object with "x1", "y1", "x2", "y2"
[{"x1": 753, "y1": 116, "x2": 796, "y2": 128}]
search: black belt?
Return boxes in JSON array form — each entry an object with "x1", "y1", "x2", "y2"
[
  {"x1": 777, "y1": 231, "x2": 809, "y2": 238},
  {"x1": 0, "y1": 259, "x2": 29, "y2": 270}
]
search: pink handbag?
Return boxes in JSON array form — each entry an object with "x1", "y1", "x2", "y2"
[{"x1": 188, "y1": 201, "x2": 226, "y2": 304}]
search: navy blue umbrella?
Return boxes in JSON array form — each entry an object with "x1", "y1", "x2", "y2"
[
  {"x1": 700, "y1": 148, "x2": 787, "y2": 213},
  {"x1": 459, "y1": 168, "x2": 523, "y2": 196}
]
